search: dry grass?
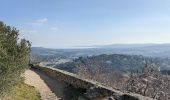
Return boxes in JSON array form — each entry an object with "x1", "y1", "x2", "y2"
[{"x1": 1, "y1": 83, "x2": 40, "y2": 100}]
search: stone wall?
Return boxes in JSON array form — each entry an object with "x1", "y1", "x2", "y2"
[{"x1": 32, "y1": 64, "x2": 154, "y2": 100}]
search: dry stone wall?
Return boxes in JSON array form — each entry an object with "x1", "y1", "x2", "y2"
[{"x1": 32, "y1": 64, "x2": 154, "y2": 100}]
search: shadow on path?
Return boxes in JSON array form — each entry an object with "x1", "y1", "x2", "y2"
[
  {"x1": 30, "y1": 68, "x2": 68, "y2": 100},
  {"x1": 31, "y1": 68, "x2": 87, "y2": 100}
]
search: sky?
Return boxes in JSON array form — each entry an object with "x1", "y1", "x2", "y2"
[{"x1": 0, "y1": 0, "x2": 170, "y2": 48}]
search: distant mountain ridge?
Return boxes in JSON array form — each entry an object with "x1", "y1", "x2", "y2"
[
  {"x1": 76, "y1": 43, "x2": 170, "y2": 48},
  {"x1": 32, "y1": 43, "x2": 170, "y2": 59}
]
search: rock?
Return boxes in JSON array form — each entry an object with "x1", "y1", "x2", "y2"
[{"x1": 108, "y1": 96, "x2": 115, "y2": 100}]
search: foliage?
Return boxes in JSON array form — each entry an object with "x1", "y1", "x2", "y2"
[{"x1": 0, "y1": 21, "x2": 31, "y2": 96}]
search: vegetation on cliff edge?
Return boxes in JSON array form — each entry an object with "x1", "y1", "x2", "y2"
[{"x1": 0, "y1": 21, "x2": 31, "y2": 96}]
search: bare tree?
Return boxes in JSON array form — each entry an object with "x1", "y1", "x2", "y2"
[{"x1": 125, "y1": 62, "x2": 170, "y2": 100}]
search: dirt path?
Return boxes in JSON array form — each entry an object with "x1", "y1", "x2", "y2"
[{"x1": 24, "y1": 69, "x2": 66, "y2": 100}]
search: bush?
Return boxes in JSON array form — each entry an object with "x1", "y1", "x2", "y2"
[{"x1": 0, "y1": 21, "x2": 31, "y2": 96}]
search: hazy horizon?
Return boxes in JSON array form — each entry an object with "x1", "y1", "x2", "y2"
[
  {"x1": 32, "y1": 43, "x2": 170, "y2": 49},
  {"x1": 1, "y1": 0, "x2": 170, "y2": 48}
]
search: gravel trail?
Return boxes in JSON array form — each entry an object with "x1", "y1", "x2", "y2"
[{"x1": 24, "y1": 69, "x2": 66, "y2": 100}]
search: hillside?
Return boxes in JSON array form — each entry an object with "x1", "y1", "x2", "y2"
[
  {"x1": 31, "y1": 44, "x2": 170, "y2": 62},
  {"x1": 54, "y1": 54, "x2": 170, "y2": 73}
]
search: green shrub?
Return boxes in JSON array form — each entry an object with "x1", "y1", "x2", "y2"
[{"x1": 0, "y1": 21, "x2": 31, "y2": 96}]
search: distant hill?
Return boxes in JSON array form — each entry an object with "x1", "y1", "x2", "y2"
[
  {"x1": 31, "y1": 44, "x2": 170, "y2": 61},
  {"x1": 55, "y1": 54, "x2": 170, "y2": 73}
]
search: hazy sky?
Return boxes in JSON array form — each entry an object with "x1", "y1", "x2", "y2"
[{"x1": 0, "y1": 0, "x2": 170, "y2": 48}]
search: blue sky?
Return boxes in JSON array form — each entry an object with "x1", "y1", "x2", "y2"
[{"x1": 0, "y1": 0, "x2": 170, "y2": 48}]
